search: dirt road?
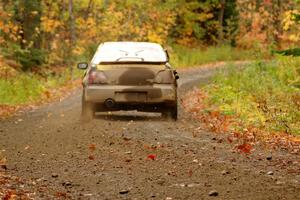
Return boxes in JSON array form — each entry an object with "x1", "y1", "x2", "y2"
[{"x1": 0, "y1": 63, "x2": 299, "y2": 199}]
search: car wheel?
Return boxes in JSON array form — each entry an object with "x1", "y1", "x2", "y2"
[
  {"x1": 81, "y1": 95, "x2": 95, "y2": 122},
  {"x1": 162, "y1": 105, "x2": 178, "y2": 121},
  {"x1": 171, "y1": 105, "x2": 178, "y2": 121}
]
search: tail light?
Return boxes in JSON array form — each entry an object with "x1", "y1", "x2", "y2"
[
  {"x1": 88, "y1": 70, "x2": 108, "y2": 84},
  {"x1": 154, "y1": 70, "x2": 174, "y2": 84}
]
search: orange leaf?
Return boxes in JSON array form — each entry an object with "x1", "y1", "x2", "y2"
[
  {"x1": 147, "y1": 154, "x2": 156, "y2": 160},
  {"x1": 89, "y1": 144, "x2": 96, "y2": 151},
  {"x1": 227, "y1": 136, "x2": 233, "y2": 143},
  {"x1": 88, "y1": 155, "x2": 95, "y2": 160},
  {"x1": 237, "y1": 143, "x2": 252, "y2": 154}
]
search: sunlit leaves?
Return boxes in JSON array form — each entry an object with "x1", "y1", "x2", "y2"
[
  {"x1": 41, "y1": 17, "x2": 62, "y2": 34},
  {"x1": 282, "y1": 9, "x2": 300, "y2": 43},
  {"x1": 236, "y1": 0, "x2": 300, "y2": 49},
  {"x1": 0, "y1": 0, "x2": 300, "y2": 68}
]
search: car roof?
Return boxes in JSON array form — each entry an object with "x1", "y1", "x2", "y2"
[{"x1": 91, "y1": 42, "x2": 168, "y2": 64}]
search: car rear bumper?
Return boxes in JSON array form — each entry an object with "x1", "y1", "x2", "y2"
[{"x1": 84, "y1": 84, "x2": 177, "y2": 104}]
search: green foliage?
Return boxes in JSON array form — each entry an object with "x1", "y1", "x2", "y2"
[
  {"x1": 0, "y1": 73, "x2": 44, "y2": 104},
  {"x1": 2, "y1": 43, "x2": 47, "y2": 71},
  {"x1": 275, "y1": 48, "x2": 300, "y2": 56},
  {"x1": 204, "y1": 58, "x2": 300, "y2": 135},
  {"x1": 14, "y1": 48, "x2": 47, "y2": 71},
  {"x1": 292, "y1": 12, "x2": 300, "y2": 21},
  {"x1": 170, "y1": 0, "x2": 237, "y2": 45}
]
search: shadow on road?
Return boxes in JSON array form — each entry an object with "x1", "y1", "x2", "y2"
[{"x1": 94, "y1": 111, "x2": 162, "y2": 121}]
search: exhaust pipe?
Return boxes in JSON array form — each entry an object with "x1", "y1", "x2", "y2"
[{"x1": 104, "y1": 98, "x2": 115, "y2": 108}]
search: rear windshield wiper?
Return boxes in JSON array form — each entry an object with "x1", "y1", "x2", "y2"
[
  {"x1": 134, "y1": 50, "x2": 144, "y2": 56},
  {"x1": 119, "y1": 50, "x2": 129, "y2": 56},
  {"x1": 116, "y1": 57, "x2": 145, "y2": 61}
]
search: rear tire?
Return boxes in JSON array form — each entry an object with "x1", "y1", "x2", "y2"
[
  {"x1": 81, "y1": 95, "x2": 95, "y2": 122},
  {"x1": 162, "y1": 105, "x2": 178, "y2": 121},
  {"x1": 171, "y1": 105, "x2": 178, "y2": 121}
]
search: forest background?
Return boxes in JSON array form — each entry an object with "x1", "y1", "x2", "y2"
[{"x1": 1, "y1": 0, "x2": 300, "y2": 70}]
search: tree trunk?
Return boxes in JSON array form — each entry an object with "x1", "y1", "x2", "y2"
[
  {"x1": 68, "y1": 0, "x2": 76, "y2": 78},
  {"x1": 18, "y1": 0, "x2": 42, "y2": 49},
  {"x1": 273, "y1": 0, "x2": 282, "y2": 47},
  {"x1": 69, "y1": 0, "x2": 76, "y2": 46},
  {"x1": 218, "y1": 0, "x2": 226, "y2": 43},
  {"x1": 85, "y1": 0, "x2": 94, "y2": 19}
]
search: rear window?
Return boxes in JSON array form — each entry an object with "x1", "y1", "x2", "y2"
[{"x1": 92, "y1": 42, "x2": 168, "y2": 64}]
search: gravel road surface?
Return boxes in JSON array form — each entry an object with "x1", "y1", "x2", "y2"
[{"x1": 0, "y1": 63, "x2": 299, "y2": 199}]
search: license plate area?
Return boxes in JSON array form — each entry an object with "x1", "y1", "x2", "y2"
[{"x1": 115, "y1": 92, "x2": 147, "y2": 102}]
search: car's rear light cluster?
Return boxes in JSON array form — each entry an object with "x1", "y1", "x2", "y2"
[
  {"x1": 154, "y1": 70, "x2": 174, "y2": 84},
  {"x1": 88, "y1": 70, "x2": 108, "y2": 84}
]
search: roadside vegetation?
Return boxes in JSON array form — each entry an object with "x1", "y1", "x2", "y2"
[
  {"x1": 203, "y1": 57, "x2": 300, "y2": 136},
  {"x1": 0, "y1": 58, "x2": 81, "y2": 117},
  {"x1": 0, "y1": 63, "x2": 81, "y2": 105}
]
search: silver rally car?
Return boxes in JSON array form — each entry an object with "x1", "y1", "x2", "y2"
[{"x1": 77, "y1": 42, "x2": 179, "y2": 120}]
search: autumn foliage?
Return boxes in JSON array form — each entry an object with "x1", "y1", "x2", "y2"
[
  {"x1": 182, "y1": 61, "x2": 300, "y2": 153},
  {"x1": 0, "y1": 0, "x2": 300, "y2": 70}
]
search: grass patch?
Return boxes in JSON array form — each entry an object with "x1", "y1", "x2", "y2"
[
  {"x1": 203, "y1": 57, "x2": 300, "y2": 135},
  {"x1": 0, "y1": 67, "x2": 82, "y2": 106},
  {"x1": 170, "y1": 45, "x2": 266, "y2": 68},
  {"x1": 0, "y1": 74, "x2": 44, "y2": 104}
]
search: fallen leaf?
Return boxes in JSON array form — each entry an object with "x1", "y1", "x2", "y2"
[
  {"x1": 227, "y1": 136, "x2": 233, "y2": 143},
  {"x1": 3, "y1": 191, "x2": 16, "y2": 200},
  {"x1": 147, "y1": 154, "x2": 156, "y2": 160},
  {"x1": 188, "y1": 169, "x2": 193, "y2": 177},
  {"x1": 89, "y1": 144, "x2": 96, "y2": 151},
  {"x1": 236, "y1": 143, "x2": 252, "y2": 154},
  {"x1": 88, "y1": 155, "x2": 95, "y2": 160},
  {"x1": 44, "y1": 90, "x2": 51, "y2": 98},
  {"x1": 55, "y1": 192, "x2": 67, "y2": 198},
  {"x1": 0, "y1": 157, "x2": 7, "y2": 170}
]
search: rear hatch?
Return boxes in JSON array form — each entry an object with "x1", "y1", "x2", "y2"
[{"x1": 91, "y1": 64, "x2": 173, "y2": 86}]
